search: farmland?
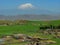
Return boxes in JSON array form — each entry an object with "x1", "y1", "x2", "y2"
[{"x1": 0, "y1": 20, "x2": 60, "y2": 45}]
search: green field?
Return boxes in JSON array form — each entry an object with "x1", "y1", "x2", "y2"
[{"x1": 0, "y1": 20, "x2": 60, "y2": 45}]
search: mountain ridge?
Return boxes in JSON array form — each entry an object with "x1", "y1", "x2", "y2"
[{"x1": 0, "y1": 15, "x2": 60, "y2": 21}]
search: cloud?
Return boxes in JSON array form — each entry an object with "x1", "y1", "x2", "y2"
[{"x1": 18, "y1": 3, "x2": 34, "y2": 9}]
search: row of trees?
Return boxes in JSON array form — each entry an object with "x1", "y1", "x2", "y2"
[{"x1": 40, "y1": 25, "x2": 60, "y2": 30}]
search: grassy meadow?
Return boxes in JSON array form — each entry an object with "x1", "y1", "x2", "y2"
[{"x1": 0, "y1": 20, "x2": 60, "y2": 45}]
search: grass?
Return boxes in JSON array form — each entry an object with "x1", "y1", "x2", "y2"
[
  {"x1": 0, "y1": 20, "x2": 60, "y2": 45},
  {"x1": 0, "y1": 24, "x2": 38, "y2": 35}
]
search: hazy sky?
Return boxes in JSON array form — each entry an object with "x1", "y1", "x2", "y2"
[{"x1": 0, "y1": 0, "x2": 60, "y2": 15}]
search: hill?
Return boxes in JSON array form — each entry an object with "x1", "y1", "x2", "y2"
[{"x1": 0, "y1": 15, "x2": 60, "y2": 21}]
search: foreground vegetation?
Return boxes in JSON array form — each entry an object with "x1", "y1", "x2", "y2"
[{"x1": 0, "y1": 20, "x2": 60, "y2": 45}]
